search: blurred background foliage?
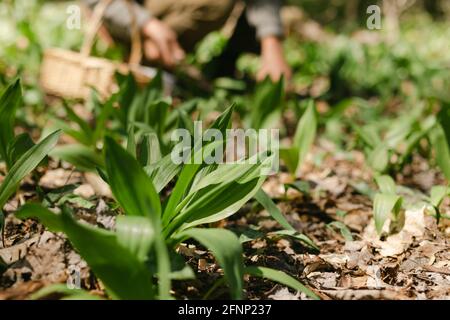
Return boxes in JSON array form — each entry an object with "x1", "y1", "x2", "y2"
[
  {"x1": 288, "y1": 0, "x2": 450, "y2": 27},
  {"x1": 0, "y1": 0, "x2": 449, "y2": 109}
]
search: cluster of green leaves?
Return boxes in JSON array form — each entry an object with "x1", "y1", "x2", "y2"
[
  {"x1": 353, "y1": 101, "x2": 450, "y2": 183},
  {"x1": 50, "y1": 73, "x2": 196, "y2": 172},
  {"x1": 0, "y1": 80, "x2": 60, "y2": 235},
  {"x1": 17, "y1": 105, "x2": 318, "y2": 300},
  {"x1": 355, "y1": 107, "x2": 437, "y2": 174}
]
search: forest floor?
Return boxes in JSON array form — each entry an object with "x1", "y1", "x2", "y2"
[{"x1": 1, "y1": 140, "x2": 449, "y2": 300}]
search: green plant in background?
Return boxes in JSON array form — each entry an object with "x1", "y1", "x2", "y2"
[
  {"x1": 249, "y1": 77, "x2": 285, "y2": 129},
  {"x1": 0, "y1": 0, "x2": 85, "y2": 110},
  {"x1": 425, "y1": 185, "x2": 450, "y2": 223},
  {"x1": 431, "y1": 104, "x2": 450, "y2": 181},
  {"x1": 50, "y1": 73, "x2": 198, "y2": 172},
  {"x1": 430, "y1": 123, "x2": 450, "y2": 181},
  {"x1": 372, "y1": 175, "x2": 404, "y2": 235},
  {"x1": 280, "y1": 100, "x2": 317, "y2": 177},
  {"x1": 355, "y1": 107, "x2": 437, "y2": 174},
  {"x1": 353, "y1": 102, "x2": 450, "y2": 182}
]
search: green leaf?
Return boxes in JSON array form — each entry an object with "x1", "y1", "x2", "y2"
[
  {"x1": 176, "y1": 228, "x2": 244, "y2": 300},
  {"x1": 116, "y1": 216, "x2": 154, "y2": 263},
  {"x1": 16, "y1": 204, "x2": 156, "y2": 300},
  {"x1": 428, "y1": 185, "x2": 449, "y2": 223},
  {"x1": 165, "y1": 155, "x2": 272, "y2": 237},
  {"x1": 373, "y1": 193, "x2": 403, "y2": 234},
  {"x1": 431, "y1": 124, "x2": 450, "y2": 181},
  {"x1": 104, "y1": 137, "x2": 171, "y2": 298},
  {"x1": 238, "y1": 228, "x2": 265, "y2": 243},
  {"x1": 62, "y1": 102, "x2": 94, "y2": 144},
  {"x1": 0, "y1": 79, "x2": 22, "y2": 168},
  {"x1": 117, "y1": 74, "x2": 138, "y2": 126},
  {"x1": 138, "y1": 132, "x2": 162, "y2": 166},
  {"x1": 279, "y1": 147, "x2": 299, "y2": 176},
  {"x1": 42, "y1": 184, "x2": 79, "y2": 207},
  {"x1": 51, "y1": 144, "x2": 104, "y2": 172},
  {"x1": 145, "y1": 100, "x2": 169, "y2": 140},
  {"x1": 57, "y1": 194, "x2": 95, "y2": 209},
  {"x1": 285, "y1": 180, "x2": 311, "y2": 195},
  {"x1": 354, "y1": 124, "x2": 381, "y2": 149},
  {"x1": 162, "y1": 162, "x2": 202, "y2": 227},
  {"x1": 0, "y1": 130, "x2": 61, "y2": 209},
  {"x1": 244, "y1": 266, "x2": 319, "y2": 300},
  {"x1": 6, "y1": 133, "x2": 35, "y2": 165},
  {"x1": 368, "y1": 144, "x2": 389, "y2": 173},
  {"x1": 142, "y1": 71, "x2": 163, "y2": 105},
  {"x1": 210, "y1": 104, "x2": 235, "y2": 136},
  {"x1": 93, "y1": 94, "x2": 115, "y2": 142},
  {"x1": 50, "y1": 118, "x2": 92, "y2": 146},
  {"x1": 166, "y1": 99, "x2": 198, "y2": 129},
  {"x1": 254, "y1": 189, "x2": 295, "y2": 231},
  {"x1": 437, "y1": 104, "x2": 450, "y2": 143},
  {"x1": 375, "y1": 175, "x2": 397, "y2": 194},
  {"x1": 430, "y1": 185, "x2": 448, "y2": 208},
  {"x1": 293, "y1": 100, "x2": 317, "y2": 168},
  {"x1": 126, "y1": 126, "x2": 137, "y2": 158},
  {"x1": 168, "y1": 252, "x2": 195, "y2": 280},
  {"x1": 281, "y1": 100, "x2": 317, "y2": 176},
  {"x1": 104, "y1": 136, "x2": 161, "y2": 219},
  {"x1": 251, "y1": 77, "x2": 284, "y2": 129},
  {"x1": 144, "y1": 153, "x2": 182, "y2": 193},
  {"x1": 398, "y1": 116, "x2": 436, "y2": 167}
]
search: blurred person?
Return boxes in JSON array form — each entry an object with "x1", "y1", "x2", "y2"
[{"x1": 83, "y1": 0, "x2": 292, "y2": 82}]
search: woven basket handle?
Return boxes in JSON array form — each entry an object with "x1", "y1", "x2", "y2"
[{"x1": 81, "y1": 0, "x2": 142, "y2": 65}]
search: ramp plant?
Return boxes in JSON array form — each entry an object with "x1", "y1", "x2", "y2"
[
  {"x1": 280, "y1": 100, "x2": 317, "y2": 177},
  {"x1": 372, "y1": 175, "x2": 404, "y2": 235},
  {"x1": 17, "y1": 107, "x2": 318, "y2": 300}
]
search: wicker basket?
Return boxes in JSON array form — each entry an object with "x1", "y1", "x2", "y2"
[{"x1": 40, "y1": 0, "x2": 148, "y2": 100}]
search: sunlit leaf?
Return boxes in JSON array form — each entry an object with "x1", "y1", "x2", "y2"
[
  {"x1": 373, "y1": 193, "x2": 403, "y2": 234},
  {"x1": 254, "y1": 189, "x2": 294, "y2": 231}
]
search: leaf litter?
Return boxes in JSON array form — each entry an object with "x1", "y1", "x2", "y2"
[{"x1": 0, "y1": 129, "x2": 448, "y2": 300}]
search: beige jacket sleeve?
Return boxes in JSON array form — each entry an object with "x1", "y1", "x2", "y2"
[{"x1": 246, "y1": 0, "x2": 284, "y2": 39}]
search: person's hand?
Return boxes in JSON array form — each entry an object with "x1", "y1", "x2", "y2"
[
  {"x1": 142, "y1": 18, "x2": 185, "y2": 68},
  {"x1": 257, "y1": 36, "x2": 292, "y2": 83}
]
